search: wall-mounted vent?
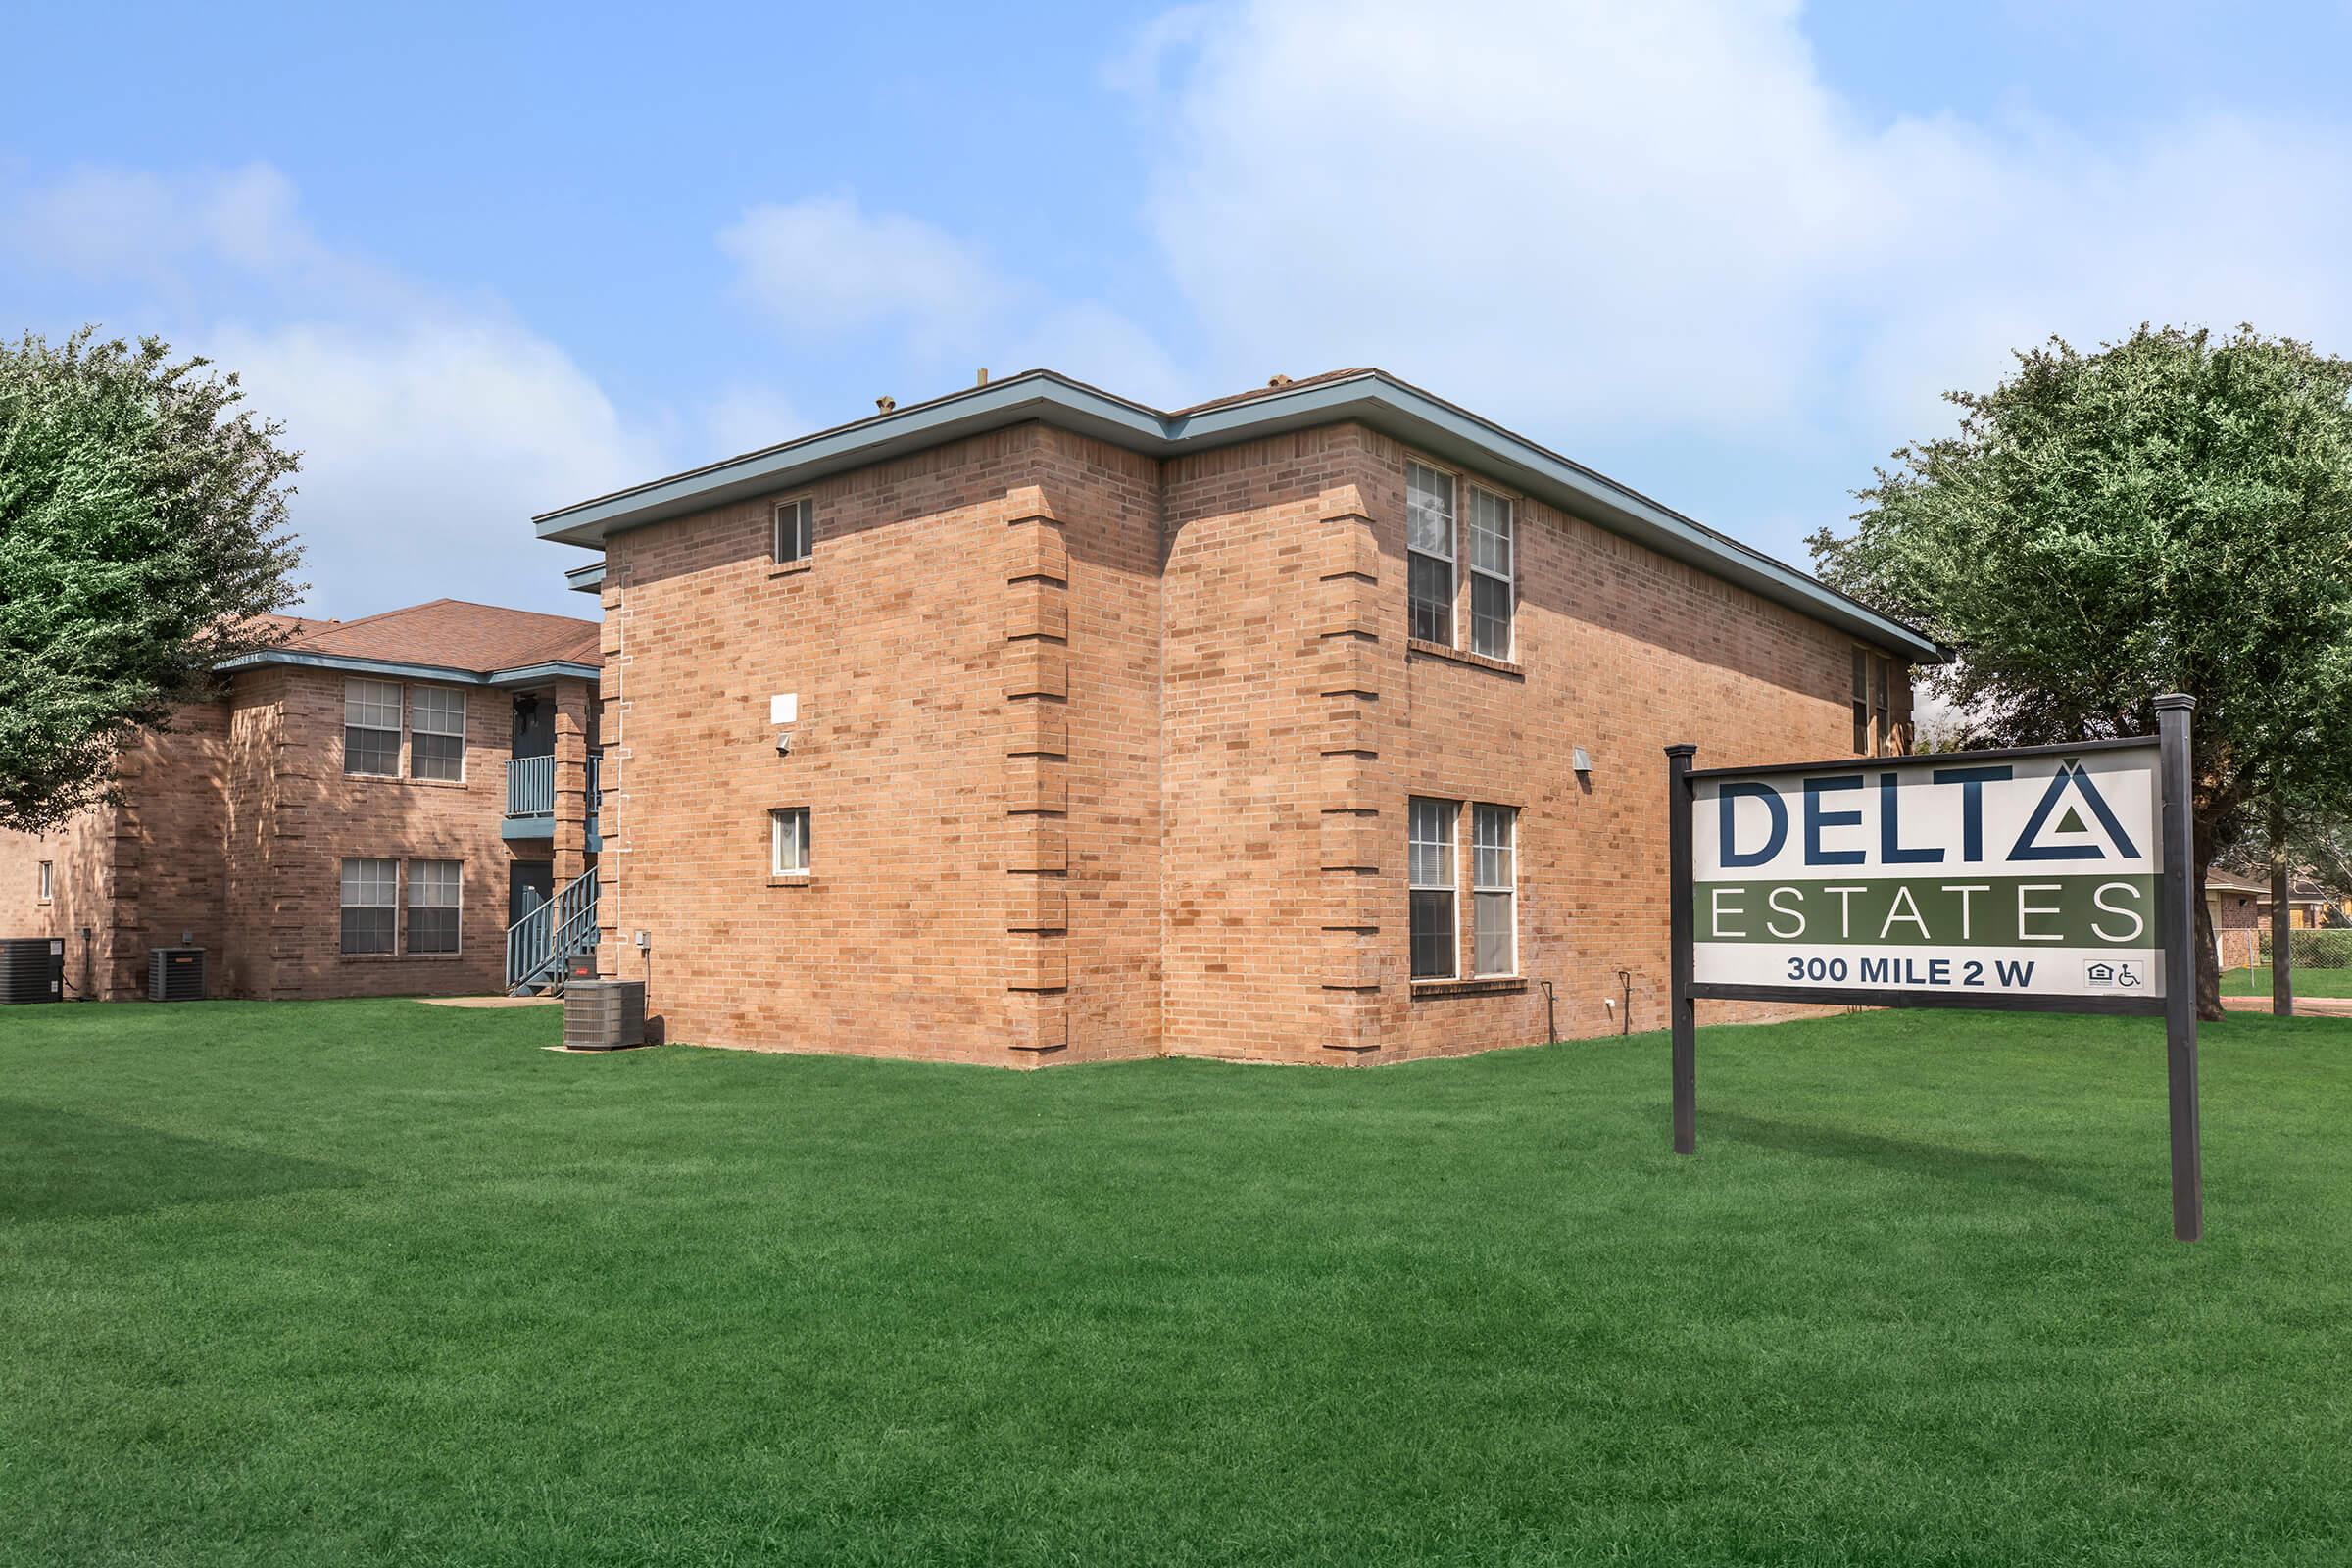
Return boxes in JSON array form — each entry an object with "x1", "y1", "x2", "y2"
[
  {"x1": 0, "y1": 937, "x2": 65, "y2": 1004},
  {"x1": 149, "y1": 947, "x2": 206, "y2": 1002}
]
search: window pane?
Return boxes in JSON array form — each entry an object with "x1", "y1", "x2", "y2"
[
  {"x1": 345, "y1": 725, "x2": 400, "y2": 776},
  {"x1": 1411, "y1": 889, "x2": 1456, "y2": 979},
  {"x1": 1405, "y1": 463, "x2": 1454, "y2": 558},
  {"x1": 411, "y1": 730, "x2": 464, "y2": 781},
  {"x1": 1408, "y1": 798, "x2": 1456, "y2": 889},
  {"x1": 340, "y1": 908, "x2": 395, "y2": 955},
  {"x1": 1473, "y1": 805, "x2": 1514, "y2": 889},
  {"x1": 407, "y1": 908, "x2": 459, "y2": 954},
  {"x1": 776, "y1": 499, "x2": 811, "y2": 563},
  {"x1": 341, "y1": 858, "x2": 397, "y2": 906},
  {"x1": 411, "y1": 687, "x2": 465, "y2": 736},
  {"x1": 1852, "y1": 699, "x2": 1869, "y2": 754},
  {"x1": 1409, "y1": 553, "x2": 1453, "y2": 644},
  {"x1": 1474, "y1": 891, "x2": 1514, "y2": 975},
  {"x1": 771, "y1": 808, "x2": 809, "y2": 873},
  {"x1": 1468, "y1": 489, "x2": 1512, "y2": 577},
  {"x1": 344, "y1": 678, "x2": 401, "y2": 730},
  {"x1": 1470, "y1": 574, "x2": 1512, "y2": 659},
  {"x1": 408, "y1": 859, "x2": 460, "y2": 907}
]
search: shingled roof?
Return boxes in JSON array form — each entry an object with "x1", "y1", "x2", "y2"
[{"x1": 221, "y1": 599, "x2": 599, "y2": 680}]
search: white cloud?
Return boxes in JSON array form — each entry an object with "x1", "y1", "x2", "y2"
[
  {"x1": 1132, "y1": 0, "x2": 2352, "y2": 455},
  {"x1": 3, "y1": 164, "x2": 651, "y2": 617},
  {"x1": 719, "y1": 195, "x2": 1004, "y2": 341}
]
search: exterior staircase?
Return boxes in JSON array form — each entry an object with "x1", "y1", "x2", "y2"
[{"x1": 507, "y1": 866, "x2": 600, "y2": 996}]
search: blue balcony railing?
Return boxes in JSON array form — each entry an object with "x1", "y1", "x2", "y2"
[{"x1": 506, "y1": 754, "x2": 555, "y2": 818}]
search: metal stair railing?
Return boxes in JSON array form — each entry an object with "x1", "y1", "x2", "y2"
[{"x1": 505, "y1": 865, "x2": 600, "y2": 993}]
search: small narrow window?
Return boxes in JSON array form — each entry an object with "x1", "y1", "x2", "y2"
[
  {"x1": 770, "y1": 808, "x2": 811, "y2": 875},
  {"x1": 410, "y1": 687, "x2": 466, "y2": 781},
  {"x1": 1409, "y1": 797, "x2": 1458, "y2": 979},
  {"x1": 37, "y1": 860, "x2": 54, "y2": 903},
  {"x1": 406, "y1": 859, "x2": 462, "y2": 954},
  {"x1": 773, "y1": 498, "x2": 813, "y2": 564},
  {"x1": 1467, "y1": 487, "x2": 1514, "y2": 659},
  {"x1": 340, "y1": 858, "x2": 398, "y2": 955},
  {"x1": 1851, "y1": 650, "x2": 1869, "y2": 755},
  {"x1": 1871, "y1": 658, "x2": 1892, "y2": 756},
  {"x1": 345, "y1": 678, "x2": 403, "y2": 777},
  {"x1": 1472, "y1": 805, "x2": 1517, "y2": 976},
  {"x1": 1406, "y1": 462, "x2": 1456, "y2": 645}
]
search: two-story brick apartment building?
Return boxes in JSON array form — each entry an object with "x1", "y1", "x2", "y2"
[
  {"x1": 537, "y1": 369, "x2": 1934, "y2": 1065},
  {"x1": 0, "y1": 600, "x2": 604, "y2": 1000}
]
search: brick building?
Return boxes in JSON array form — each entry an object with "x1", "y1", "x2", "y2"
[
  {"x1": 538, "y1": 368, "x2": 1934, "y2": 1065},
  {"x1": 0, "y1": 601, "x2": 602, "y2": 1001}
]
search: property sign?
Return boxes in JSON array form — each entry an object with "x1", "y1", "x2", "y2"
[
  {"x1": 1689, "y1": 742, "x2": 2165, "y2": 1005},
  {"x1": 1664, "y1": 699, "x2": 2203, "y2": 1240}
]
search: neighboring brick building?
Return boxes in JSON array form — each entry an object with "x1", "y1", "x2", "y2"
[
  {"x1": 537, "y1": 368, "x2": 1934, "y2": 1065},
  {"x1": 0, "y1": 601, "x2": 602, "y2": 1001}
]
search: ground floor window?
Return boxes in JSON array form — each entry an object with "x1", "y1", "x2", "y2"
[
  {"x1": 340, "y1": 858, "x2": 398, "y2": 955},
  {"x1": 38, "y1": 859, "x2": 53, "y2": 903},
  {"x1": 1409, "y1": 797, "x2": 1458, "y2": 979},
  {"x1": 406, "y1": 859, "x2": 462, "y2": 954},
  {"x1": 1472, "y1": 805, "x2": 1517, "y2": 976},
  {"x1": 770, "y1": 808, "x2": 810, "y2": 875}
]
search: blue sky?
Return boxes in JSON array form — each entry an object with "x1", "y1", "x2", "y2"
[{"x1": 8, "y1": 0, "x2": 2352, "y2": 619}]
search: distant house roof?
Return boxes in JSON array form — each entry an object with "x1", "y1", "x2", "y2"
[
  {"x1": 2206, "y1": 870, "x2": 2329, "y2": 904},
  {"x1": 219, "y1": 599, "x2": 600, "y2": 686},
  {"x1": 533, "y1": 368, "x2": 1941, "y2": 662}
]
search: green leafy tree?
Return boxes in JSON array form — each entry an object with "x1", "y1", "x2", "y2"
[
  {"x1": 1810, "y1": 325, "x2": 2352, "y2": 1021},
  {"x1": 0, "y1": 329, "x2": 303, "y2": 831}
]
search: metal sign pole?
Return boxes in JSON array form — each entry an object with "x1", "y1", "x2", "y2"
[
  {"x1": 2156, "y1": 694, "x2": 2202, "y2": 1242},
  {"x1": 1667, "y1": 744, "x2": 1697, "y2": 1155}
]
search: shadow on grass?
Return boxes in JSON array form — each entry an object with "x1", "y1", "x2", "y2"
[
  {"x1": 0, "y1": 1100, "x2": 362, "y2": 1224},
  {"x1": 1707, "y1": 1110, "x2": 2101, "y2": 1200}
]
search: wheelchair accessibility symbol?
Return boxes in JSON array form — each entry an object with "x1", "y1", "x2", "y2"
[{"x1": 2084, "y1": 958, "x2": 2147, "y2": 989}]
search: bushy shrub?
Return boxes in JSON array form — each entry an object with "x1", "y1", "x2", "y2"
[{"x1": 2257, "y1": 928, "x2": 2352, "y2": 968}]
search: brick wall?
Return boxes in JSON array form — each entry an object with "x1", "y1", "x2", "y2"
[{"x1": 598, "y1": 416, "x2": 1913, "y2": 1065}]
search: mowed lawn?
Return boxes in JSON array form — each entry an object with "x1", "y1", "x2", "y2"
[
  {"x1": 4, "y1": 1003, "x2": 2350, "y2": 1566},
  {"x1": 2221, "y1": 963, "x2": 2352, "y2": 997}
]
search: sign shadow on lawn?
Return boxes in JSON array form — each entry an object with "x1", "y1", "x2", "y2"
[
  {"x1": 1706, "y1": 1110, "x2": 2104, "y2": 1203},
  {"x1": 0, "y1": 1100, "x2": 364, "y2": 1224}
]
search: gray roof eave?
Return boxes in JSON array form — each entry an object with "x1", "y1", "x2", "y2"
[
  {"x1": 532, "y1": 369, "x2": 1941, "y2": 662},
  {"x1": 217, "y1": 648, "x2": 601, "y2": 687}
]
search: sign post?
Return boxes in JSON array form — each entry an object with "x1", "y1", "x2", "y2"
[{"x1": 1665, "y1": 696, "x2": 2203, "y2": 1239}]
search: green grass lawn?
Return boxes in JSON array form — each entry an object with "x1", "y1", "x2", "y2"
[
  {"x1": 4, "y1": 1001, "x2": 2350, "y2": 1566},
  {"x1": 2221, "y1": 963, "x2": 2352, "y2": 997}
]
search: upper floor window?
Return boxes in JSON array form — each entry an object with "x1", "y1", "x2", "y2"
[
  {"x1": 1467, "y1": 487, "x2": 1514, "y2": 659},
  {"x1": 1408, "y1": 797, "x2": 1458, "y2": 979},
  {"x1": 1406, "y1": 462, "x2": 1455, "y2": 644},
  {"x1": 410, "y1": 688, "x2": 466, "y2": 782},
  {"x1": 1851, "y1": 650, "x2": 1902, "y2": 756},
  {"x1": 345, "y1": 678, "x2": 402, "y2": 777},
  {"x1": 770, "y1": 807, "x2": 811, "y2": 876},
  {"x1": 340, "y1": 858, "x2": 397, "y2": 955},
  {"x1": 774, "y1": 497, "x2": 813, "y2": 564},
  {"x1": 406, "y1": 859, "x2": 462, "y2": 954}
]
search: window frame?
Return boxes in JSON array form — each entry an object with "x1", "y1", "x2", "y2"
[
  {"x1": 404, "y1": 858, "x2": 463, "y2": 956},
  {"x1": 37, "y1": 859, "x2": 53, "y2": 904},
  {"x1": 1851, "y1": 649, "x2": 1870, "y2": 755},
  {"x1": 1466, "y1": 485, "x2": 1515, "y2": 660},
  {"x1": 1471, "y1": 804, "x2": 1518, "y2": 978},
  {"x1": 1871, "y1": 657, "x2": 1893, "y2": 756},
  {"x1": 1408, "y1": 796, "x2": 1460, "y2": 980},
  {"x1": 344, "y1": 677, "x2": 404, "y2": 778},
  {"x1": 408, "y1": 686, "x2": 467, "y2": 783},
  {"x1": 769, "y1": 807, "x2": 811, "y2": 877},
  {"x1": 1405, "y1": 460, "x2": 1457, "y2": 647},
  {"x1": 339, "y1": 857, "x2": 399, "y2": 956},
  {"x1": 773, "y1": 496, "x2": 814, "y2": 565}
]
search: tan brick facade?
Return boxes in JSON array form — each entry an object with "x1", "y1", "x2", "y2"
[
  {"x1": 0, "y1": 654, "x2": 597, "y2": 1002},
  {"x1": 593, "y1": 413, "x2": 1914, "y2": 1066}
]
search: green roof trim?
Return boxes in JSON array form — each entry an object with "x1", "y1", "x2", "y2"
[{"x1": 532, "y1": 368, "x2": 1939, "y2": 662}]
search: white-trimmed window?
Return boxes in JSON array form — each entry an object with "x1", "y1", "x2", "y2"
[
  {"x1": 409, "y1": 687, "x2": 466, "y2": 782},
  {"x1": 38, "y1": 859, "x2": 53, "y2": 903},
  {"x1": 1472, "y1": 805, "x2": 1517, "y2": 976},
  {"x1": 406, "y1": 858, "x2": 461, "y2": 954},
  {"x1": 340, "y1": 858, "x2": 398, "y2": 955},
  {"x1": 1409, "y1": 797, "x2": 1458, "y2": 979},
  {"x1": 1468, "y1": 487, "x2": 1514, "y2": 659},
  {"x1": 1406, "y1": 462, "x2": 1455, "y2": 645},
  {"x1": 344, "y1": 678, "x2": 403, "y2": 777},
  {"x1": 774, "y1": 497, "x2": 813, "y2": 564},
  {"x1": 770, "y1": 808, "x2": 810, "y2": 875}
]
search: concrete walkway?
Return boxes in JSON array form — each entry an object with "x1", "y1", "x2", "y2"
[
  {"x1": 2220, "y1": 995, "x2": 2352, "y2": 1017},
  {"x1": 417, "y1": 995, "x2": 560, "y2": 1009}
]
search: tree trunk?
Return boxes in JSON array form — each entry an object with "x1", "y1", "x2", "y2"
[
  {"x1": 2193, "y1": 811, "x2": 2224, "y2": 1022},
  {"x1": 2272, "y1": 802, "x2": 2294, "y2": 1017}
]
